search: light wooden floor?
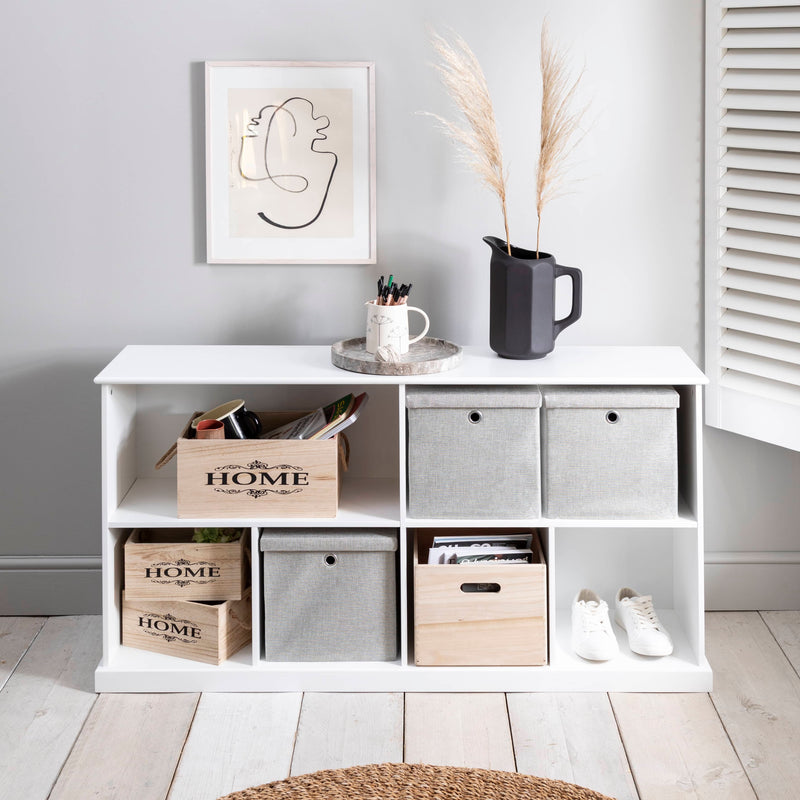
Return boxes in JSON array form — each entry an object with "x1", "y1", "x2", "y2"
[{"x1": 1, "y1": 612, "x2": 799, "y2": 800}]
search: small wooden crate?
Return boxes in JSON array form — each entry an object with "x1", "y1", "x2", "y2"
[
  {"x1": 176, "y1": 411, "x2": 347, "y2": 519},
  {"x1": 123, "y1": 529, "x2": 248, "y2": 601},
  {"x1": 121, "y1": 588, "x2": 251, "y2": 665},
  {"x1": 413, "y1": 529, "x2": 547, "y2": 666}
]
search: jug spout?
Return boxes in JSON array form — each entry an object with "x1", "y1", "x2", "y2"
[{"x1": 483, "y1": 235, "x2": 509, "y2": 255}]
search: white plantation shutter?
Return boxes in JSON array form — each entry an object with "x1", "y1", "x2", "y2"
[{"x1": 705, "y1": 0, "x2": 800, "y2": 449}]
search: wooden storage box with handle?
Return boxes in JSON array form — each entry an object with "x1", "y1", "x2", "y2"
[{"x1": 413, "y1": 529, "x2": 547, "y2": 666}]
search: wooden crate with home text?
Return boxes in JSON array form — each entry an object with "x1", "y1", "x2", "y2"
[
  {"x1": 122, "y1": 588, "x2": 251, "y2": 665},
  {"x1": 123, "y1": 529, "x2": 248, "y2": 601},
  {"x1": 176, "y1": 411, "x2": 347, "y2": 519}
]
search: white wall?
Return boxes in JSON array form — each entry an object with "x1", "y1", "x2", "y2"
[{"x1": 1, "y1": 0, "x2": 797, "y2": 612}]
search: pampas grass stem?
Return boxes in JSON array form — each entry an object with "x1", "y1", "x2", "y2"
[
  {"x1": 426, "y1": 31, "x2": 512, "y2": 255},
  {"x1": 535, "y1": 19, "x2": 588, "y2": 256}
]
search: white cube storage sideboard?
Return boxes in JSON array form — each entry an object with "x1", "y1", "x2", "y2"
[{"x1": 94, "y1": 345, "x2": 711, "y2": 692}]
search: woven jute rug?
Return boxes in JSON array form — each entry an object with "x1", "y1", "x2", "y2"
[{"x1": 216, "y1": 762, "x2": 616, "y2": 800}]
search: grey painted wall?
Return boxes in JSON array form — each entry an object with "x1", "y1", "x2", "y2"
[{"x1": 1, "y1": 0, "x2": 798, "y2": 612}]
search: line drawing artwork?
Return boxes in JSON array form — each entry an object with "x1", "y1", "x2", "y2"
[
  {"x1": 238, "y1": 97, "x2": 338, "y2": 230},
  {"x1": 207, "y1": 62, "x2": 373, "y2": 261}
]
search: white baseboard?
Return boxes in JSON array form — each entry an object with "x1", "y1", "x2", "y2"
[
  {"x1": 2, "y1": 553, "x2": 798, "y2": 614},
  {"x1": 0, "y1": 556, "x2": 101, "y2": 615},
  {"x1": 705, "y1": 551, "x2": 800, "y2": 610}
]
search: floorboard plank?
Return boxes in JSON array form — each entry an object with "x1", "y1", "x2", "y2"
[
  {"x1": 49, "y1": 692, "x2": 199, "y2": 800},
  {"x1": 508, "y1": 692, "x2": 638, "y2": 800},
  {"x1": 0, "y1": 616, "x2": 100, "y2": 800},
  {"x1": 706, "y1": 611, "x2": 800, "y2": 799},
  {"x1": 404, "y1": 693, "x2": 515, "y2": 771},
  {"x1": 0, "y1": 616, "x2": 45, "y2": 691},
  {"x1": 290, "y1": 693, "x2": 403, "y2": 776},
  {"x1": 611, "y1": 691, "x2": 755, "y2": 799},
  {"x1": 760, "y1": 610, "x2": 800, "y2": 677},
  {"x1": 167, "y1": 693, "x2": 302, "y2": 800}
]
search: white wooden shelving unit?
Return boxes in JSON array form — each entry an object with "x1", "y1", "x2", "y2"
[{"x1": 94, "y1": 344, "x2": 711, "y2": 692}]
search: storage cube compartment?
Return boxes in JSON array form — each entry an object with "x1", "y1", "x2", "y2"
[
  {"x1": 123, "y1": 528, "x2": 248, "y2": 601},
  {"x1": 406, "y1": 386, "x2": 542, "y2": 519},
  {"x1": 413, "y1": 529, "x2": 547, "y2": 666},
  {"x1": 541, "y1": 386, "x2": 680, "y2": 519},
  {"x1": 550, "y1": 527, "x2": 704, "y2": 672},
  {"x1": 260, "y1": 529, "x2": 398, "y2": 662},
  {"x1": 176, "y1": 410, "x2": 348, "y2": 519},
  {"x1": 121, "y1": 588, "x2": 251, "y2": 665}
]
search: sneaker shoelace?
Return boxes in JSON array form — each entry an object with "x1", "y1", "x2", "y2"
[
  {"x1": 579, "y1": 601, "x2": 611, "y2": 633},
  {"x1": 626, "y1": 595, "x2": 663, "y2": 631}
]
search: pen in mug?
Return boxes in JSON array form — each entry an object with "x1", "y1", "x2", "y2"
[{"x1": 374, "y1": 276, "x2": 413, "y2": 305}]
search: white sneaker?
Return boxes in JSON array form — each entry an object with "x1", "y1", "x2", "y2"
[
  {"x1": 571, "y1": 589, "x2": 619, "y2": 661},
  {"x1": 615, "y1": 587, "x2": 673, "y2": 656}
]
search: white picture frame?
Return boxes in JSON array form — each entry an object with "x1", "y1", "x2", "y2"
[{"x1": 205, "y1": 61, "x2": 376, "y2": 264}]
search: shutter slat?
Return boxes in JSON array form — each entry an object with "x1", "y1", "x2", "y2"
[
  {"x1": 722, "y1": 29, "x2": 800, "y2": 49},
  {"x1": 720, "y1": 369, "x2": 800, "y2": 405},
  {"x1": 721, "y1": 148, "x2": 800, "y2": 173},
  {"x1": 719, "y1": 348, "x2": 800, "y2": 385},
  {"x1": 720, "y1": 268, "x2": 800, "y2": 300},
  {"x1": 720, "y1": 248, "x2": 800, "y2": 280},
  {"x1": 723, "y1": 8, "x2": 800, "y2": 27},
  {"x1": 722, "y1": 68, "x2": 800, "y2": 90},
  {"x1": 722, "y1": 109, "x2": 800, "y2": 132},
  {"x1": 721, "y1": 187, "x2": 800, "y2": 215},
  {"x1": 721, "y1": 228, "x2": 800, "y2": 259},
  {"x1": 721, "y1": 308, "x2": 800, "y2": 343},
  {"x1": 722, "y1": 88, "x2": 800, "y2": 112},
  {"x1": 722, "y1": 288, "x2": 800, "y2": 323},
  {"x1": 723, "y1": 0, "x2": 800, "y2": 7},
  {"x1": 723, "y1": 0, "x2": 800, "y2": 8},
  {"x1": 720, "y1": 167, "x2": 800, "y2": 193},
  {"x1": 722, "y1": 49, "x2": 800, "y2": 69},
  {"x1": 719, "y1": 168, "x2": 800, "y2": 194},
  {"x1": 721, "y1": 128, "x2": 800, "y2": 152},
  {"x1": 721, "y1": 208, "x2": 800, "y2": 237},
  {"x1": 721, "y1": 329, "x2": 800, "y2": 365}
]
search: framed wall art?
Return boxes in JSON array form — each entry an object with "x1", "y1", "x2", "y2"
[{"x1": 205, "y1": 61, "x2": 376, "y2": 264}]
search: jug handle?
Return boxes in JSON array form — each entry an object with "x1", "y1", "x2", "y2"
[{"x1": 553, "y1": 265, "x2": 583, "y2": 337}]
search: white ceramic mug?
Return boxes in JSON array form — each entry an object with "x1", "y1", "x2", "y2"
[{"x1": 365, "y1": 301, "x2": 430, "y2": 355}]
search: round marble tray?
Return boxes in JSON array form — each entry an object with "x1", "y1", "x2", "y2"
[{"x1": 331, "y1": 337, "x2": 462, "y2": 375}]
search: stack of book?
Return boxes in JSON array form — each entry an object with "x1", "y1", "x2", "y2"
[
  {"x1": 260, "y1": 392, "x2": 368, "y2": 440},
  {"x1": 426, "y1": 532, "x2": 534, "y2": 564}
]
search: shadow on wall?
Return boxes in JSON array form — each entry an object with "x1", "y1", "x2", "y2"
[
  {"x1": 191, "y1": 60, "x2": 206, "y2": 265},
  {"x1": 704, "y1": 425, "x2": 800, "y2": 553},
  {"x1": 0, "y1": 353, "x2": 108, "y2": 558}
]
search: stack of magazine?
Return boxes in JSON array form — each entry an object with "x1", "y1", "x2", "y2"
[
  {"x1": 260, "y1": 392, "x2": 368, "y2": 440},
  {"x1": 427, "y1": 532, "x2": 534, "y2": 564}
]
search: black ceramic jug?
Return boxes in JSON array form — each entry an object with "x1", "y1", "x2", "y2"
[{"x1": 484, "y1": 236, "x2": 583, "y2": 359}]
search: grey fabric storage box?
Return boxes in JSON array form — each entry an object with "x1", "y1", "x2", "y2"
[
  {"x1": 260, "y1": 530, "x2": 397, "y2": 662},
  {"x1": 406, "y1": 386, "x2": 542, "y2": 518},
  {"x1": 540, "y1": 386, "x2": 680, "y2": 519}
]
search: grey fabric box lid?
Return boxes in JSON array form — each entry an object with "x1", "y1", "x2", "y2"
[
  {"x1": 406, "y1": 385, "x2": 542, "y2": 409},
  {"x1": 541, "y1": 386, "x2": 680, "y2": 409},
  {"x1": 260, "y1": 530, "x2": 397, "y2": 553}
]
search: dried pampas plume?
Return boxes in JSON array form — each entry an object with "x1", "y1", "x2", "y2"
[
  {"x1": 536, "y1": 19, "x2": 588, "y2": 256},
  {"x1": 425, "y1": 21, "x2": 588, "y2": 259},
  {"x1": 424, "y1": 31, "x2": 512, "y2": 255}
]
